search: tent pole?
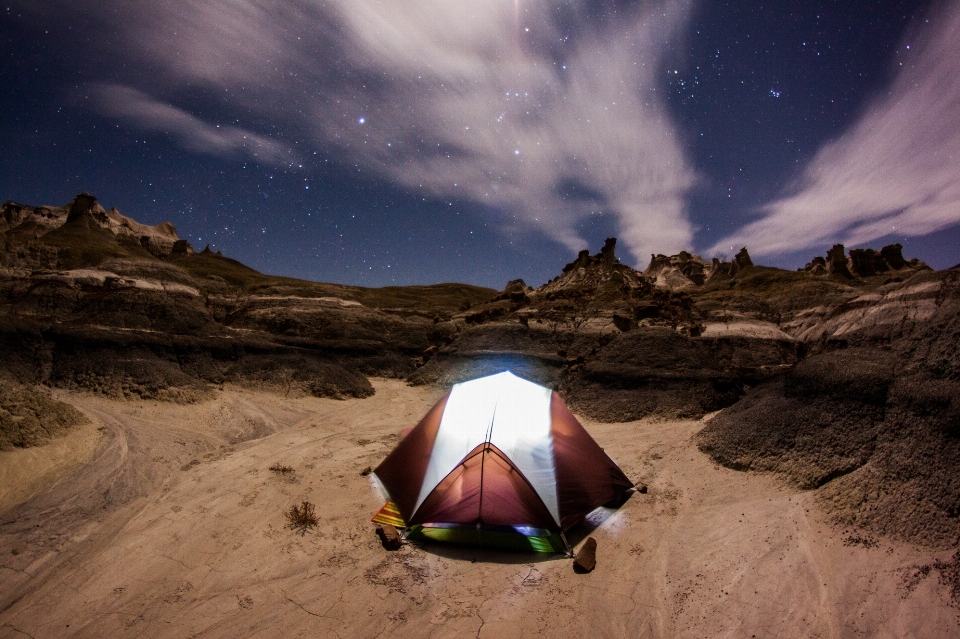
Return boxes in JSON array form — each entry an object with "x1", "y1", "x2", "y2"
[{"x1": 559, "y1": 531, "x2": 573, "y2": 557}]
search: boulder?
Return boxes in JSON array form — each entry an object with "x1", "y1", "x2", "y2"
[
  {"x1": 802, "y1": 243, "x2": 926, "y2": 279},
  {"x1": 645, "y1": 250, "x2": 711, "y2": 283},
  {"x1": 801, "y1": 255, "x2": 827, "y2": 272},
  {"x1": 644, "y1": 254, "x2": 672, "y2": 278},
  {"x1": 681, "y1": 259, "x2": 706, "y2": 286}
]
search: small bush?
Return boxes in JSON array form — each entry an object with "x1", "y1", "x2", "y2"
[
  {"x1": 286, "y1": 501, "x2": 318, "y2": 535},
  {"x1": 269, "y1": 463, "x2": 295, "y2": 475}
]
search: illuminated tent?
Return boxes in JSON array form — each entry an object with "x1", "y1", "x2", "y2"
[{"x1": 372, "y1": 371, "x2": 633, "y2": 552}]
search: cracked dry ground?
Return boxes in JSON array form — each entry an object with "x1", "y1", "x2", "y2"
[{"x1": 1, "y1": 379, "x2": 958, "y2": 638}]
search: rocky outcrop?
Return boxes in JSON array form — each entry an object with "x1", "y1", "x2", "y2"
[
  {"x1": 699, "y1": 268, "x2": 960, "y2": 548},
  {"x1": 783, "y1": 275, "x2": 942, "y2": 344},
  {"x1": 802, "y1": 242, "x2": 928, "y2": 278},
  {"x1": 645, "y1": 250, "x2": 710, "y2": 288},
  {"x1": 65, "y1": 192, "x2": 99, "y2": 223},
  {"x1": 411, "y1": 239, "x2": 802, "y2": 421},
  {"x1": 804, "y1": 256, "x2": 827, "y2": 275},
  {"x1": 0, "y1": 276, "x2": 429, "y2": 403},
  {"x1": 0, "y1": 192, "x2": 496, "y2": 408},
  {"x1": 849, "y1": 248, "x2": 889, "y2": 277},
  {"x1": 6, "y1": 191, "x2": 960, "y2": 551},
  {"x1": 0, "y1": 379, "x2": 90, "y2": 450},
  {"x1": 171, "y1": 239, "x2": 194, "y2": 256},
  {"x1": 881, "y1": 243, "x2": 907, "y2": 269},
  {"x1": 491, "y1": 279, "x2": 533, "y2": 303},
  {"x1": 562, "y1": 325, "x2": 799, "y2": 421},
  {"x1": 730, "y1": 246, "x2": 753, "y2": 275},
  {"x1": 826, "y1": 244, "x2": 852, "y2": 277},
  {"x1": 643, "y1": 247, "x2": 753, "y2": 290},
  {"x1": 2, "y1": 201, "x2": 68, "y2": 230},
  {"x1": 697, "y1": 348, "x2": 895, "y2": 489},
  {"x1": 2, "y1": 193, "x2": 190, "y2": 261},
  {"x1": 536, "y1": 238, "x2": 649, "y2": 298}
]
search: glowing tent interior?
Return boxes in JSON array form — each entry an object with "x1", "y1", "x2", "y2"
[{"x1": 372, "y1": 371, "x2": 634, "y2": 552}]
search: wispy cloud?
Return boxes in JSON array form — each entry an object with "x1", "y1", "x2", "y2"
[
  {"x1": 710, "y1": 4, "x2": 960, "y2": 258},
  {"x1": 94, "y1": 84, "x2": 290, "y2": 164},
  {"x1": 65, "y1": 0, "x2": 698, "y2": 263}
]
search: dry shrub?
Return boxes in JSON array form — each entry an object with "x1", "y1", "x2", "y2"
[
  {"x1": 286, "y1": 501, "x2": 318, "y2": 535},
  {"x1": 269, "y1": 463, "x2": 294, "y2": 475}
]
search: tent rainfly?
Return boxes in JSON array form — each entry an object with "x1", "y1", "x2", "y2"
[{"x1": 372, "y1": 371, "x2": 634, "y2": 552}]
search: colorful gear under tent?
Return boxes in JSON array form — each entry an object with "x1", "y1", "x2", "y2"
[{"x1": 372, "y1": 371, "x2": 634, "y2": 552}]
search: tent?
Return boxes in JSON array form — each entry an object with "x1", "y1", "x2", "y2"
[{"x1": 372, "y1": 371, "x2": 634, "y2": 552}]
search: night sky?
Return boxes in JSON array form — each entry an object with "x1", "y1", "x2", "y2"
[{"x1": 3, "y1": 1, "x2": 959, "y2": 289}]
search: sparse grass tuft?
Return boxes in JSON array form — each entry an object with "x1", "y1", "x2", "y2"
[
  {"x1": 269, "y1": 463, "x2": 295, "y2": 475},
  {"x1": 286, "y1": 501, "x2": 318, "y2": 535}
]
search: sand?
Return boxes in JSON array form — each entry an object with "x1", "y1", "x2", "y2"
[{"x1": 1, "y1": 380, "x2": 957, "y2": 638}]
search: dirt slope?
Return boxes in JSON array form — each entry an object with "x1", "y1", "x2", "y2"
[{"x1": 1, "y1": 381, "x2": 956, "y2": 638}]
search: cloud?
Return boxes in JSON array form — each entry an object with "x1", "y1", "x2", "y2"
[
  {"x1": 93, "y1": 84, "x2": 291, "y2": 164},
  {"x1": 710, "y1": 4, "x2": 960, "y2": 258},
  {"x1": 59, "y1": 0, "x2": 699, "y2": 264}
]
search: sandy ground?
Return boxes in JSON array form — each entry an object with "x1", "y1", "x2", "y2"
[
  {"x1": 1, "y1": 379, "x2": 957, "y2": 638},
  {"x1": 0, "y1": 417, "x2": 102, "y2": 516}
]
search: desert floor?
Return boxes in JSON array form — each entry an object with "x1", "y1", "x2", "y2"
[{"x1": 1, "y1": 379, "x2": 958, "y2": 639}]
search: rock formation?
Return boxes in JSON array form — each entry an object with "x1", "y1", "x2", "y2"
[
  {"x1": 730, "y1": 246, "x2": 754, "y2": 276},
  {"x1": 849, "y1": 248, "x2": 889, "y2": 276},
  {"x1": 644, "y1": 250, "x2": 711, "y2": 288},
  {"x1": 411, "y1": 239, "x2": 793, "y2": 422},
  {"x1": 536, "y1": 238, "x2": 649, "y2": 298},
  {"x1": 491, "y1": 278, "x2": 533, "y2": 303},
  {"x1": 880, "y1": 243, "x2": 907, "y2": 269},
  {"x1": 1, "y1": 192, "x2": 497, "y2": 403},
  {"x1": 644, "y1": 247, "x2": 752, "y2": 289},
  {"x1": 802, "y1": 242, "x2": 927, "y2": 278},
  {"x1": 2, "y1": 192, "x2": 190, "y2": 263},
  {"x1": 698, "y1": 269, "x2": 960, "y2": 547},
  {"x1": 826, "y1": 243, "x2": 852, "y2": 276}
]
